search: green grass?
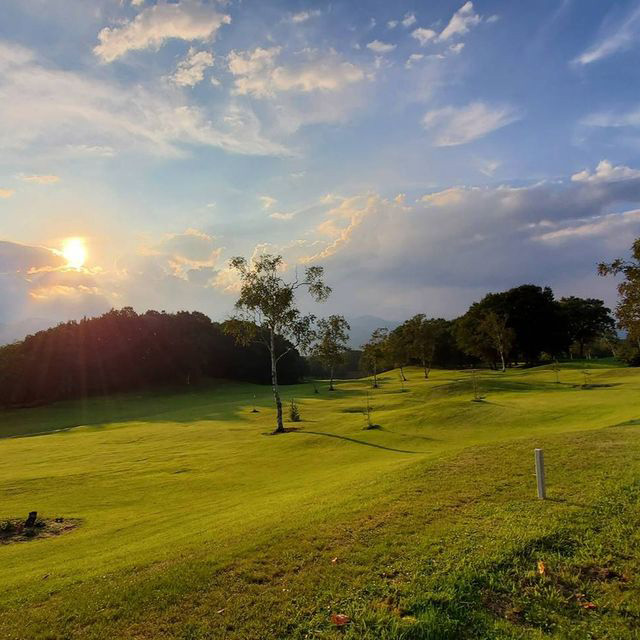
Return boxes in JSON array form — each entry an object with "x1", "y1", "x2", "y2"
[{"x1": 1, "y1": 363, "x2": 639, "y2": 639}]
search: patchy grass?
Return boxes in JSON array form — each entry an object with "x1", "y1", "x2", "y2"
[{"x1": 0, "y1": 363, "x2": 639, "y2": 638}]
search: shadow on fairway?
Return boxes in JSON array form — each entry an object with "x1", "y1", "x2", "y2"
[{"x1": 293, "y1": 429, "x2": 423, "y2": 454}]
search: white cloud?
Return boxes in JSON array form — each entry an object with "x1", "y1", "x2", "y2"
[
  {"x1": 0, "y1": 42, "x2": 289, "y2": 157},
  {"x1": 438, "y1": 1, "x2": 481, "y2": 41},
  {"x1": 478, "y1": 159, "x2": 500, "y2": 176},
  {"x1": 422, "y1": 102, "x2": 521, "y2": 146},
  {"x1": 573, "y1": 5, "x2": 640, "y2": 65},
  {"x1": 366, "y1": 40, "x2": 396, "y2": 54},
  {"x1": 571, "y1": 160, "x2": 640, "y2": 183},
  {"x1": 582, "y1": 105, "x2": 640, "y2": 130},
  {"x1": 228, "y1": 47, "x2": 364, "y2": 98},
  {"x1": 289, "y1": 10, "x2": 321, "y2": 24},
  {"x1": 449, "y1": 43, "x2": 465, "y2": 54},
  {"x1": 402, "y1": 13, "x2": 417, "y2": 28},
  {"x1": 259, "y1": 195, "x2": 277, "y2": 209},
  {"x1": 0, "y1": 188, "x2": 15, "y2": 198},
  {"x1": 94, "y1": 0, "x2": 231, "y2": 62},
  {"x1": 411, "y1": 27, "x2": 437, "y2": 46},
  {"x1": 405, "y1": 53, "x2": 424, "y2": 69},
  {"x1": 270, "y1": 211, "x2": 296, "y2": 221},
  {"x1": 170, "y1": 48, "x2": 214, "y2": 87},
  {"x1": 281, "y1": 161, "x2": 640, "y2": 317},
  {"x1": 387, "y1": 20, "x2": 398, "y2": 29},
  {"x1": 20, "y1": 174, "x2": 60, "y2": 184},
  {"x1": 535, "y1": 209, "x2": 640, "y2": 243}
]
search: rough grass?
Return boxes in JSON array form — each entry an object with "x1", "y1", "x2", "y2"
[{"x1": 0, "y1": 363, "x2": 639, "y2": 639}]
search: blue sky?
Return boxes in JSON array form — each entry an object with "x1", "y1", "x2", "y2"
[{"x1": 2, "y1": 0, "x2": 640, "y2": 336}]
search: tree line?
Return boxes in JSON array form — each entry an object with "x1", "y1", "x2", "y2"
[
  {"x1": 3, "y1": 235, "x2": 639, "y2": 425},
  {"x1": 0, "y1": 307, "x2": 305, "y2": 408},
  {"x1": 358, "y1": 284, "x2": 617, "y2": 381}
]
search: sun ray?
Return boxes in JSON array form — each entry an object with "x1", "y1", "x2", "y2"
[{"x1": 62, "y1": 238, "x2": 87, "y2": 269}]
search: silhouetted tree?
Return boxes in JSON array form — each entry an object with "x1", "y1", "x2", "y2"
[
  {"x1": 559, "y1": 296, "x2": 615, "y2": 358},
  {"x1": 599, "y1": 238, "x2": 640, "y2": 350},
  {"x1": 313, "y1": 315, "x2": 350, "y2": 391},
  {"x1": 361, "y1": 328, "x2": 388, "y2": 388},
  {"x1": 386, "y1": 325, "x2": 411, "y2": 381}
]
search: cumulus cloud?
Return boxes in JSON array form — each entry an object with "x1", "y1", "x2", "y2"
[
  {"x1": 0, "y1": 240, "x2": 109, "y2": 329},
  {"x1": 410, "y1": 2, "x2": 485, "y2": 50},
  {"x1": 0, "y1": 41, "x2": 288, "y2": 157},
  {"x1": 573, "y1": 4, "x2": 640, "y2": 66},
  {"x1": 411, "y1": 27, "x2": 437, "y2": 46},
  {"x1": 228, "y1": 47, "x2": 365, "y2": 98},
  {"x1": 438, "y1": 1, "x2": 481, "y2": 41},
  {"x1": 422, "y1": 102, "x2": 521, "y2": 146},
  {"x1": 534, "y1": 209, "x2": 640, "y2": 243},
  {"x1": 366, "y1": 40, "x2": 396, "y2": 54},
  {"x1": 149, "y1": 228, "x2": 222, "y2": 278},
  {"x1": 405, "y1": 53, "x2": 424, "y2": 69},
  {"x1": 0, "y1": 240, "x2": 64, "y2": 273},
  {"x1": 0, "y1": 188, "x2": 15, "y2": 198},
  {"x1": 402, "y1": 12, "x2": 417, "y2": 28},
  {"x1": 170, "y1": 48, "x2": 214, "y2": 87},
  {"x1": 571, "y1": 160, "x2": 640, "y2": 183},
  {"x1": 94, "y1": 0, "x2": 231, "y2": 62},
  {"x1": 277, "y1": 161, "x2": 640, "y2": 316}
]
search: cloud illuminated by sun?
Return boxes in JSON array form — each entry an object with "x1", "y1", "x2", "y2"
[{"x1": 62, "y1": 237, "x2": 87, "y2": 269}]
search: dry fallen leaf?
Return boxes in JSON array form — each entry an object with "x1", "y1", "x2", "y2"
[
  {"x1": 330, "y1": 613, "x2": 351, "y2": 626},
  {"x1": 216, "y1": 608, "x2": 225, "y2": 614},
  {"x1": 331, "y1": 557, "x2": 339, "y2": 564},
  {"x1": 537, "y1": 561, "x2": 546, "y2": 575},
  {"x1": 581, "y1": 602, "x2": 597, "y2": 610}
]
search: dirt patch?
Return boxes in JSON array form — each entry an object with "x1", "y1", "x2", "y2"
[{"x1": 1, "y1": 516, "x2": 81, "y2": 545}]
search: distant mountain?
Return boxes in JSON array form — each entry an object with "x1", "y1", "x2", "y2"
[
  {"x1": 346, "y1": 315, "x2": 399, "y2": 349},
  {"x1": 0, "y1": 318, "x2": 53, "y2": 346}
]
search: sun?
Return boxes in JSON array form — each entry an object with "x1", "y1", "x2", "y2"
[{"x1": 62, "y1": 237, "x2": 87, "y2": 269}]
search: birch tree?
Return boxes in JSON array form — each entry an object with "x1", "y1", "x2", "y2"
[{"x1": 224, "y1": 254, "x2": 330, "y2": 434}]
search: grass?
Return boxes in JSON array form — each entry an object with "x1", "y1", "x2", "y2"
[{"x1": 1, "y1": 362, "x2": 639, "y2": 638}]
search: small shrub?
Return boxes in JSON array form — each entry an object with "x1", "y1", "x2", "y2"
[{"x1": 289, "y1": 398, "x2": 301, "y2": 422}]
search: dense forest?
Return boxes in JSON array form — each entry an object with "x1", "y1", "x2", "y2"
[{"x1": 0, "y1": 308, "x2": 305, "y2": 408}]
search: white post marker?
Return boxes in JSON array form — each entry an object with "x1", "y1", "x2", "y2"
[{"x1": 535, "y1": 448, "x2": 546, "y2": 500}]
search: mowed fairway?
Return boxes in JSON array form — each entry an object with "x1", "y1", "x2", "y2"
[{"x1": 2, "y1": 364, "x2": 640, "y2": 639}]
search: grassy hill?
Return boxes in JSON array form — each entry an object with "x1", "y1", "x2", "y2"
[{"x1": 1, "y1": 363, "x2": 640, "y2": 639}]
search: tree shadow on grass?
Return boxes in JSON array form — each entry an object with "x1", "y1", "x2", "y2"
[{"x1": 292, "y1": 430, "x2": 424, "y2": 454}]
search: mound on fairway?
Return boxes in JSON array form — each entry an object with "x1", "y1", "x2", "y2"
[{"x1": 1, "y1": 364, "x2": 639, "y2": 639}]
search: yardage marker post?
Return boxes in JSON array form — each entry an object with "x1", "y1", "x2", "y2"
[{"x1": 535, "y1": 448, "x2": 546, "y2": 500}]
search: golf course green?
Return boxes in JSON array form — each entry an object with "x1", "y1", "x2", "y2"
[{"x1": 1, "y1": 363, "x2": 639, "y2": 639}]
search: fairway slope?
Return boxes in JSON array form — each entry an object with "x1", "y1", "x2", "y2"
[{"x1": 1, "y1": 364, "x2": 639, "y2": 639}]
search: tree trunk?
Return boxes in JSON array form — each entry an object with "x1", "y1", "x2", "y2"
[
  {"x1": 373, "y1": 359, "x2": 378, "y2": 388},
  {"x1": 400, "y1": 365, "x2": 407, "y2": 382},
  {"x1": 499, "y1": 349, "x2": 506, "y2": 372},
  {"x1": 270, "y1": 330, "x2": 284, "y2": 433},
  {"x1": 422, "y1": 356, "x2": 429, "y2": 379},
  {"x1": 329, "y1": 364, "x2": 335, "y2": 391},
  {"x1": 579, "y1": 339, "x2": 585, "y2": 359}
]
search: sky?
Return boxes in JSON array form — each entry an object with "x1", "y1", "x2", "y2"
[{"x1": 2, "y1": 0, "x2": 640, "y2": 338}]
